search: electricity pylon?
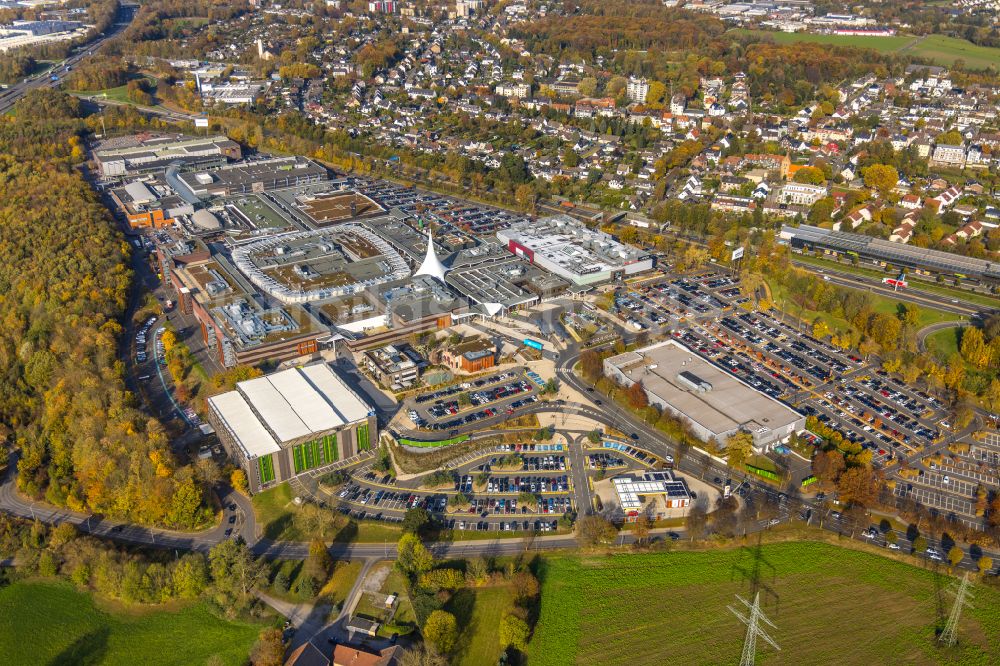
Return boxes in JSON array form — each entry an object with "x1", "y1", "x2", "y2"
[
  {"x1": 728, "y1": 591, "x2": 780, "y2": 666},
  {"x1": 939, "y1": 571, "x2": 974, "y2": 648}
]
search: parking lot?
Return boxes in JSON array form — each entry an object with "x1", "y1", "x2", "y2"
[
  {"x1": 408, "y1": 370, "x2": 539, "y2": 430},
  {"x1": 330, "y1": 444, "x2": 578, "y2": 532},
  {"x1": 353, "y1": 178, "x2": 525, "y2": 236},
  {"x1": 630, "y1": 272, "x2": 950, "y2": 470}
]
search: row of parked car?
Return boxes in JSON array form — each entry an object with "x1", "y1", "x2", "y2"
[
  {"x1": 134, "y1": 316, "x2": 157, "y2": 363},
  {"x1": 429, "y1": 395, "x2": 539, "y2": 431},
  {"x1": 414, "y1": 371, "x2": 520, "y2": 404},
  {"x1": 457, "y1": 519, "x2": 560, "y2": 532},
  {"x1": 485, "y1": 475, "x2": 569, "y2": 494}
]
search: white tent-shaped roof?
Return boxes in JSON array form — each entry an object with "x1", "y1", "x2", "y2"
[{"x1": 414, "y1": 228, "x2": 447, "y2": 283}]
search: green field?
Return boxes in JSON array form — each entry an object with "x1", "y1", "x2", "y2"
[
  {"x1": 0, "y1": 581, "x2": 260, "y2": 665},
  {"x1": 68, "y1": 77, "x2": 157, "y2": 105},
  {"x1": 528, "y1": 542, "x2": 1000, "y2": 665},
  {"x1": 736, "y1": 30, "x2": 1000, "y2": 70},
  {"x1": 447, "y1": 586, "x2": 515, "y2": 666}
]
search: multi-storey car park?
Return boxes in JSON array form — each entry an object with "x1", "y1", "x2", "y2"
[
  {"x1": 207, "y1": 363, "x2": 376, "y2": 493},
  {"x1": 93, "y1": 133, "x2": 242, "y2": 178}
]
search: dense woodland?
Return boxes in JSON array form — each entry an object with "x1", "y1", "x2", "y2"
[{"x1": 0, "y1": 90, "x2": 210, "y2": 528}]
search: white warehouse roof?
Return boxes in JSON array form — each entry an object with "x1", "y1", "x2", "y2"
[
  {"x1": 208, "y1": 391, "x2": 281, "y2": 459},
  {"x1": 208, "y1": 364, "x2": 373, "y2": 458}
]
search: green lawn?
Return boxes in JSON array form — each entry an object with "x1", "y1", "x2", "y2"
[
  {"x1": 733, "y1": 29, "x2": 1000, "y2": 70},
  {"x1": 870, "y1": 296, "x2": 954, "y2": 329},
  {"x1": 67, "y1": 77, "x2": 157, "y2": 105},
  {"x1": 925, "y1": 327, "x2": 962, "y2": 362},
  {"x1": 67, "y1": 83, "x2": 133, "y2": 104},
  {"x1": 0, "y1": 581, "x2": 260, "y2": 665},
  {"x1": 913, "y1": 34, "x2": 1000, "y2": 71},
  {"x1": 319, "y1": 560, "x2": 363, "y2": 607},
  {"x1": 446, "y1": 586, "x2": 515, "y2": 666},
  {"x1": 252, "y1": 482, "x2": 301, "y2": 541},
  {"x1": 528, "y1": 542, "x2": 1000, "y2": 665},
  {"x1": 734, "y1": 29, "x2": 914, "y2": 54}
]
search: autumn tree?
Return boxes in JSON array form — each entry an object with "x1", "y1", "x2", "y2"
[
  {"x1": 305, "y1": 538, "x2": 332, "y2": 583},
  {"x1": 580, "y1": 350, "x2": 604, "y2": 381},
  {"x1": 948, "y1": 545, "x2": 964, "y2": 571},
  {"x1": 499, "y1": 611, "x2": 531, "y2": 651},
  {"x1": 423, "y1": 610, "x2": 458, "y2": 654},
  {"x1": 836, "y1": 466, "x2": 878, "y2": 507},
  {"x1": 633, "y1": 512, "x2": 652, "y2": 546},
  {"x1": 793, "y1": 166, "x2": 825, "y2": 185},
  {"x1": 645, "y1": 81, "x2": 667, "y2": 108},
  {"x1": 397, "y1": 533, "x2": 434, "y2": 576},
  {"x1": 626, "y1": 381, "x2": 648, "y2": 409},
  {"x1": 208, "y1": 539, "x2": 268, "y2": 615},
  {"x1": 510, "y1": 571, "x2": 539, "y2": 604},
  {"x1": 577, "y1": 514, "x2": 618, "y2": 546},
  {"x1": 725, "y1": 431, "x2": 754, "y2": 468},
  {"x1": 250, "y1": 628, "x2": 285, "y2": 666},
  {"x1": 685, "y1": 502, "x2": 708, "y2": 541},
  {"x1": 231, "y1": 469, "x2": 249, "y2": 495},
  {"x1": 960, "y1": 326, "x2": 990, "y2": 369},
  {"x1": 861, "y1": 164, "x2": 899, "y2": 197},
  {"x1": 400, "y1": 645, "x2": 448, "y2": 666},
  {"x1": 161, "y1": 329, "x2": 178, "y2": 353}
]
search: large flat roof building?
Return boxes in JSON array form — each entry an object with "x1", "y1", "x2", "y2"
[
  {"x1": 160, "y1": 244, "x2": 329, "y2": 368},
  {"x1": 604, "y1": 340, "x2": 804, "y2": 451},
  {"x1": 497, "y1": 215, "x2": 654, "y2": 286},
  {"x1": 176, "y1": 156, "x2": 328, "y2": 198},
  {"x1": 94, "y1": 134, "x2": 242, "y2": 177},
  {"x1": 207, "y1": 363, "x2": 376, "y2": 493}
]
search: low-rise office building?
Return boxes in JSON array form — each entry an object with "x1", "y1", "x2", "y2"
[{"x1": 363, "y1": 344, "x2": 423, "y2": 389}]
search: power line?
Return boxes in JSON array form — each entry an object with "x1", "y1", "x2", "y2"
[
  {"x1": 729, "y1": 591, "x2": 780, "y2": 666},
  {"x1": 939, "y1": 571, "x2": 974, "y2": 648}
]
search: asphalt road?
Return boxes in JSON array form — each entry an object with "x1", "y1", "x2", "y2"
[
  {"x1": 808, "y1": 264, "x2": 993, "y2": 318},
  {"x1": 0, "y1": 7, "x2": 135, "y2": 114}
]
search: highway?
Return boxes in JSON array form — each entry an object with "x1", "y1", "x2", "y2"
[
  {"x1": 0, "y1": 6, "x2": 135, "y2": 115},
  {"x1": 802, "y1": 262, "x2": 995, "y2": 319}
]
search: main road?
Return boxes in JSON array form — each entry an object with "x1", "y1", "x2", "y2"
[{"x1": 0, "y1": 5, "x2": 137, "y2": 114}]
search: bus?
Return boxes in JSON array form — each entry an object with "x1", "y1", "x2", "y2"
[{"x1": 523, "y1": 338, "x2": 544, "y2": 351}]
